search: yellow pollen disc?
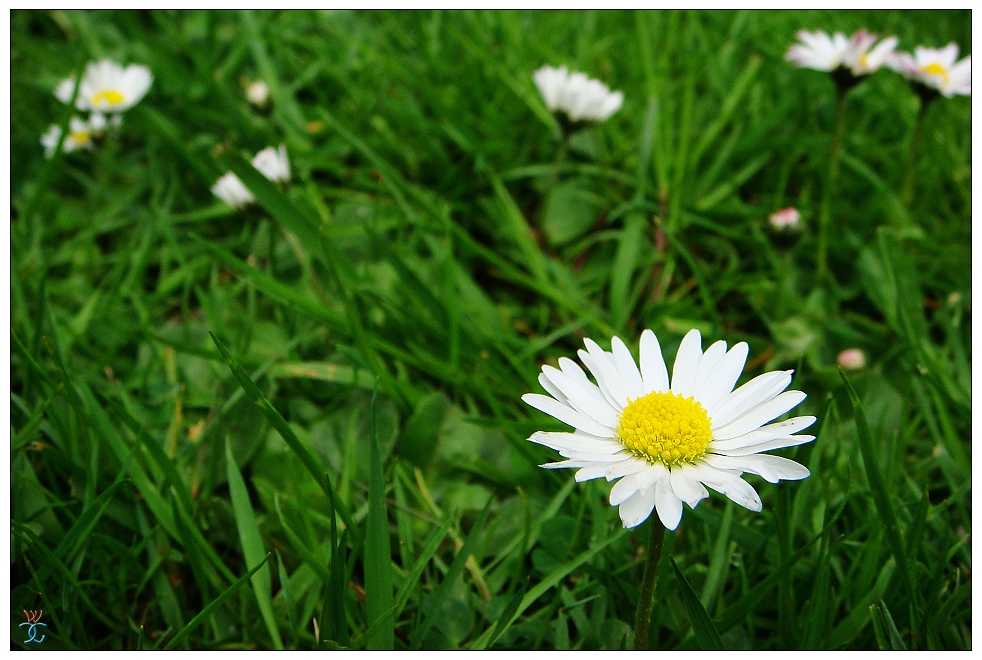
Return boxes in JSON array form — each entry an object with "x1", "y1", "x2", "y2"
[
  {"x1": 69, "y1": 131, "x2": 90, "y2": 144},
  {"x1": 859, "y1": 53, "x2": 869, "y2": 68},
  {"x1": 91, "y1": 89, "x2": 126, "y2": 107},
  {"x1": 616, "y1": 391, "x2": 712, "y2": 466},
  {"x1": 919, "y1": 62, "x2": 949, "y2": 81}
]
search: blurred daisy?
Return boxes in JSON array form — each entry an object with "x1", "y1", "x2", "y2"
[
  {"x1": 246, "y1": 80, "x2": 271, "y2": 107},
  {"x1": 55, "y1": 59, "x2": 153, "y2": 113},
  {"x1": 888, "y1": 44, "x2": 971, "y2": 97},
  {"x1": 251, "y1": 144, "x2": 290, "y2": 183},
  {"x1": 837, "y1": 348, "x2": 866, "y2": 370},
  {"x1": 40, "y1": 116, "x2": 95, "y2": 158},
  {"x1": 533, "y1": 65, "x2": 623, "y2": 123},
  {"x1": 211, "y1": 145, "x2": 290, "y2": 208},
  {"x1": 524, "y1": 329, "x2": 814, "y2": 530},
  {"x1": 786, "y1": 29, "x2": 896, "y2": 76},
  {"x1": 211, "y1": 172, "x2": 255, "y2": 209},
  {"x1": 768, "y1": 207, "x2": 801, "y2": 231}
]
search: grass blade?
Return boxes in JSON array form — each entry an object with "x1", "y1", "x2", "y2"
[
  {"x1": 670, "y1": 557, "x2": 724, "y2": 650},
  {"x1": 163, "y1": 554, "x2": 271, "y2": 650},
  {"x1": 209, "y1": 331, "x2": 354, "y2": 527},
  {"x1": 365, "y1": 387, "x2": 394, "y2": 650},
  {"x1": 225, "y1": 441, "x2": 284, "y2": 649}
]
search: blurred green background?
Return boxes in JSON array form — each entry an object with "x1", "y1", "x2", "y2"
[{"x1": 10, "y1": 10, "x2": 970, "y2": 650}]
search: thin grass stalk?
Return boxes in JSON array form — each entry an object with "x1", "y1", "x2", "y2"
[
  {"x1": 632, "y1": 520, "x2": 667, "y2": 649},
  {"x1": 902, "y1": 100, "x2": 929, "y2": 206},
  {"x1": 816, "y1": 89, "x2": 848, "y2": 283}
]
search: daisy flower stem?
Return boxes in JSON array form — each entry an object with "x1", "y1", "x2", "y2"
[
  {"x1": 632, "y1": 520, "x2": 666, "y2": 650},
  {"x1": 901, "y1": 99, "x2": 929, "y2": 207},
  {"x1": 816, "y1": 90, "x2": 848, "y2": 283}
]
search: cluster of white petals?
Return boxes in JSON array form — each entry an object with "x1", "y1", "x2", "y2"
[
  {"x1": 786, "y1": 29, "x2": 897, "y2": 76},
  {"x1": 524, "y1": 329, "x2": 814, "y2": 530},
  {"x1": 533, "y1": 65, "x2": 624, "y2": 123},
  {"x1": 55, "y1": 59, "x2": 153, "y2": 113},
  {"x1": 211, "y1": 145, "x2": 291, "y2": 209},
  {"x1": 888, "y1": 44, "x2": 971, "y2": 97},
  {"x1": 40, "y1": 117, "x2": 96, "y2": 158}
]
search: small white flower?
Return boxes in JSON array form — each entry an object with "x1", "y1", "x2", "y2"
[
  {"x1": 251, "y1": 144, "x2": 290, "y2": 183},
  {"x1": 837, "y1": 348, "x2": 866, "y2": 370},
  {"x1": 246, "y1": 80, "x2": 271, "y2": 107},
  {"x1": 888, "y1": 44, "x2": 971, "y2": 97},
  {"x1": 211, "y1": 145, "x2": 290, "y2": 209},
  {"x1": 211, "y1": 172, "x2": 255, "y2": 209},
  {"x1": 768, "y1": 207, "x2": 801, "y2": 231},
  {"x1": 786, "y1": 29, "x2": 896, "y2": 76},
  {"x1": 87, "y1": 112, "x2": 123, "y2": 133},
  {"x1": 40, "y1": 116, "x2": 96, "y2": 158},
  {"x1": 55, "y1": 59, "x2": 153, "y2": 113},
  {"x1": 524, "y1": 329, "x2": 814, "y2": 530},
  {"x1": 533, "y1": 65, "x2": 624, "y2": 123}
]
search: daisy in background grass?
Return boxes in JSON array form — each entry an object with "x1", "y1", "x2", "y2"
[
  {"x1": 524, "y1": 328, "x2": 813, "y2": 531},
  {"x1": 533, "y1": 65, "x2": 623, "y2": 125},
  {"x1": 886, "y1": 44, "x2": 970, "y2": 203},
  {"x1": 524, "y1": 328, "x2": 814, "y2": 649},
  {"x1": 40, "y1": 116, "x2": 96, "y2": 158},
  {"x1": 55, "y1": 59, "x2": 153, "y2": 114},
  {"x1": 212, "y1": 145, "x2": 291, "y2": 209},
  {"x1": 785, "y1": 28, "x2": 896, "y2": 283}
]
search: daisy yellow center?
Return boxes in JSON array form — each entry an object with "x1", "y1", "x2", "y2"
[
  {"x1": 91, "y1": 89, "x2": 125, "y2": 107},
  {"x1": 616, "y1": 391, "x2": 712, "y2": 466},
  {"x1": 69, "y1": 130, "x2": 91, "y2": 144},
  {"x1": 919, "y1": 62, "x2": 949, "y2": 81},
  {"x1": 859, "y1": 53, "x2": 869, "y2": 68}
]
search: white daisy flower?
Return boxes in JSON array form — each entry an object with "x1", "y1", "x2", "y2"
[
  {"x1": 211, "y1": 172, "x2": 255, "y2": 209},
  {"x1": 246, "y1": 80, "x2": 271, "y2": 107},
  {"x1": 251, "y1": 144, "x2": 290, "y2": 183},
  {"x1": 40, "y1": 116, "x2": 96, "y2": 158},
  {"x1": 786, "y1": 29, "x2": 896, "y2": 76},
  {"x1": 523, "y1": 329, "x2": 814, "y2": 530},
  {"x1": 533, "y1": 65, "x2": 624, "y2": 123},
  {"x1": 887, "y1": 44, "x2": 971, "y2": 97},
  {"x1": 55, "y1": 59, "x2": 153, "y2": 113},
  {"x1": 768, "y1": 207, "x2": 801, "y2": 231}
]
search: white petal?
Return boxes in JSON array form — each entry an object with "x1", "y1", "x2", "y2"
[
  {"x1": 611, "y1": 336, "x2": 645, "y2": 400},
  {"x1": 538, "y1": 372, "x2": 569, "y2": 406},
  {"x1": 619, "y1": 487, "x2": 656, "y2": 529},
  {"x1": 522, "y1": 393, "x2": 615, "y2": 438},
  {"x1": 670, "y1": 329, "x2": 703, "y2": 396},
  {"x1": 653, "y1": 478, "x2": 683, "y2": 530},
  {"x1": 690, "y1": 340, "x2": 727, "y2": 402},
  {"x1": 528, "y1": 431, "x2": 623, "y2": 455},
  {"x1": 709, "y1": 415, "x2": 816, "y2": 451},
  {"x1": 712, "y1": 390, "x2": 807, "y2": 440},
  {"x1": 639, "y1": 329, "x2": 670, "y2": 394},
  {"x1": 609, "y1": 475, "x2": 639, "y2": 506},
  {"x1": 541, "y1": 365, "x2": 619, "y2": 428},
  {"x1": 694, "y1": 342, "x2": 748, "y2": 411},
  {"x1": 705, "y1": 453, "x2": 810, "y2": 483},
  {"x1": 690, "y1": 464, "x2": 762, "y2": 511},
  {"x1": 633, "y1": 462, "x2": 668, "y2": 491},
  {"x1": 604, "y1": 456, "x2": 650, "y2": 480},
  {"x1": 709, "y1": 370, "x2": 791, "y2": 428},
  {"x1": 670, "y1": 465, "x2": 710, "y2": 508},
  {"x1": 575, "y1": 460, "x2": 630, "y2": 482},
  {"x1": 558, "y1": 357, "x2": 613, "y2": 411},
  {"x1": 584, "y1": 338, "x2": 630, "y2": 408},
  {"x1": 711, "y1": 434, "x2": 814, "y2": 456},
  {"x1": 578, "y1": 349, "x2": 622, "y2": 411}
]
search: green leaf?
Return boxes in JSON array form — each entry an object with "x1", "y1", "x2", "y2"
[
  {"x1": 365, "y1": 387, "x2": 394, "y2": 650},
  {"x1": 670, "y1": 557, "x2": 724, "y2": 650},
  {"x1": 541, "y1": 179, "x2": 603, "y2": 245},
  {"x1": 226, "y1": 441, "x2": 284, "y2": 649}
]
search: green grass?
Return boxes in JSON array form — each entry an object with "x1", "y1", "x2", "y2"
[{"x1": 10, "y1": 9, "x2": 971, "y2": 650}]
